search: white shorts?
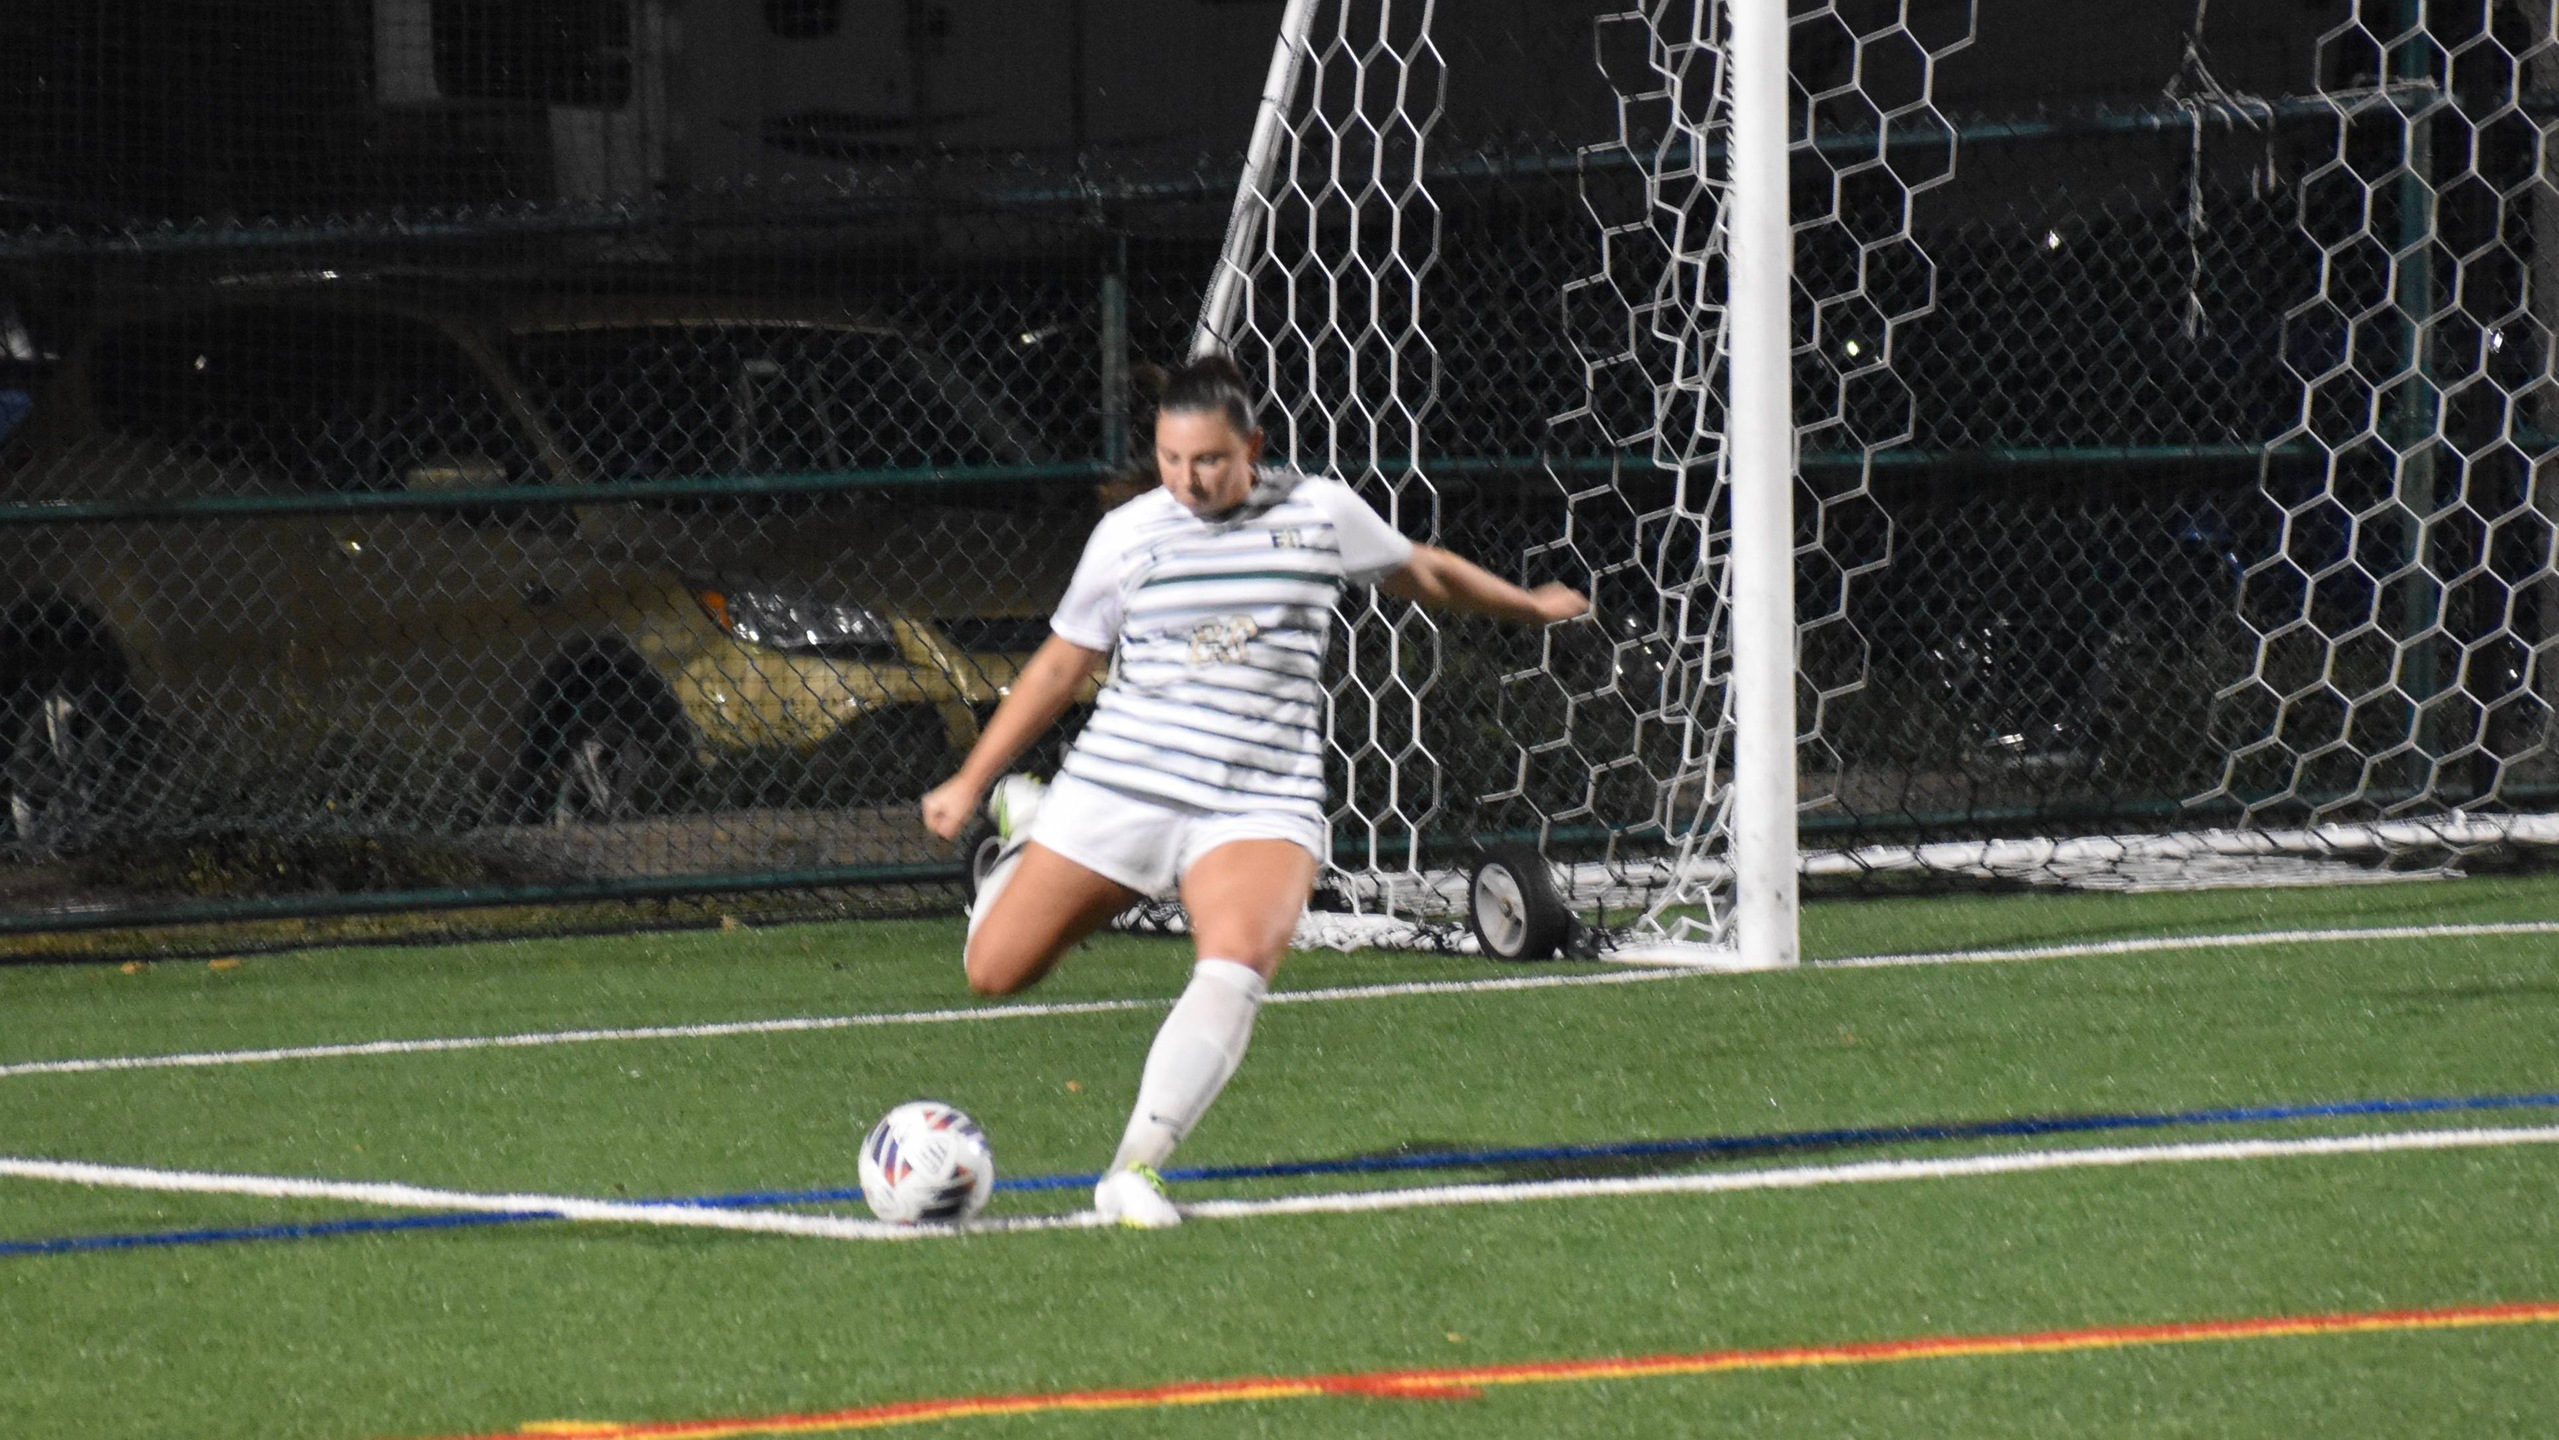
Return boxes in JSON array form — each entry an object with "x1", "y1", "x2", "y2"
[{"x1": 1026, "y1": 774, "x2": 1327, "y2": 899}]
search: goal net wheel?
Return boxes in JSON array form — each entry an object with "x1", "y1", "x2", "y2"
[{"x1": 1467, "y1": 844, "x2": 1572, "y2": 961}]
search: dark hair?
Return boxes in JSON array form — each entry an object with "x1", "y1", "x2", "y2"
[{"x1": 1157, "y1": 352, "x2": 1260, "y2": 437}]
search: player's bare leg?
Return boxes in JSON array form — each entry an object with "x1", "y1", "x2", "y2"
[
  {"x1": 1097, "y1": 839, "x2": 1315, "y2": 1227},
  {"x1": 963, "y1": 843, "x2": 1141, "y2": 997},
  {"x1": 1179, "y1": 839, "x2": 1317, "y2": 980}
]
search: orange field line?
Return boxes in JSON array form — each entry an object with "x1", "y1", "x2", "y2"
[{"x1": 409, "y1": 1298, "x2": 2559, "y2": 1440}]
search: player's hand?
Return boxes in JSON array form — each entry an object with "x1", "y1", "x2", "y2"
[
  {"x1": 1529, "y1": 583, "x2": 1592, "y2": 624},
  {"x1": 919, "y1": 776, "x2": 983, "y2": 843}
]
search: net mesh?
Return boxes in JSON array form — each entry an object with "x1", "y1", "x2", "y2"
[
  {"x1": 2204, "y1": 3, "x2": 2559, "y2": 831},
  {"x1": 1231, "y1": 0, "x2": 1975, "y2": 951},
  {"x1": 1220, "y1": 0, "x2": 1451, "y2": 882},
  {"x1": 1517, "y1": 0, "x2": 1972, "y2": 951}
]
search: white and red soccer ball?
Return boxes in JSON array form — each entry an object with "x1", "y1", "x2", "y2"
[{"x1": 858, "y1": 1100, "x2": 995, "y2": 1224}]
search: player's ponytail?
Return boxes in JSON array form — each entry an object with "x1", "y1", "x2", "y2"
[{"x1": 1159, "y1": 352, "x2": 1260, "y2": 437}]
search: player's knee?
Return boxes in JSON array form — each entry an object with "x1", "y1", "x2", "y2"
[{"x1": 963, "y1": 941, "x2": 1033, "y2": 997}]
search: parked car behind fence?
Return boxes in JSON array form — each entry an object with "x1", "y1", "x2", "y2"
[{"x1": 0, "y1": 279, "x2": 1095, "y2": 865}]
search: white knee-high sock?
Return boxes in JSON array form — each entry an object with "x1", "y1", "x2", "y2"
[{"x1": 1109, "y1": 958, "x2": 1268, "y2": 1173}]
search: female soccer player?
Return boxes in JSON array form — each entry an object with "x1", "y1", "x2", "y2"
[{"x1": 920, "y1": 355, "x2": 1588, "y2": 1227}]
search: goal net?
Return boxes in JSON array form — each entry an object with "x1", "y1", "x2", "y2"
[{"x1": 1212, "y1": 0, "x2": 2559, "y2": 959}]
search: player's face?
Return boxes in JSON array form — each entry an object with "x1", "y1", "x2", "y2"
[{"x1": 1155, "y1": 409, "x2": 1264, "y2": 517}]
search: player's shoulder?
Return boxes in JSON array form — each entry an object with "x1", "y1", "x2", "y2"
[
  {"x1": 1254, "y1": 467, "x2": 1356, "y2": 514},
  {"x1": 1094, "y1": 486, "x2": 1186, "y2": 543},
  {"x1": 1275, "y1": 472, "x2": 1395, "y2": 531},
  {"x1": 1254, "y1": 466, "x2": 1327, "y2": 497}
]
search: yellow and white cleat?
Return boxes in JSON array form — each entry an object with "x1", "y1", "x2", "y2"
[
  {"x1": 989, "y1": 772, "x2": 1048, "y2": 847},
  {"x1": 1093, "y1": 1164, "x2": 1181, "y2": 1229}
]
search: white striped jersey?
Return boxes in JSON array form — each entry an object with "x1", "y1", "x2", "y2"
[{"x1": 1048, "y1": 469, "x2": 1416, "y2": 816}]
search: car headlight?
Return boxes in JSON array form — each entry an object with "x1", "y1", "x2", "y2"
[{"x1": 696, "y1": 588, "x2": 899, "y2": 656}]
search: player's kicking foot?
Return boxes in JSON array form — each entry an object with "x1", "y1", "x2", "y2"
[
  {"x1": 1093, "y1": 1164, "x2": 1181, "y2": 1229},
  {"x1": 964, "y1": 774, "x2": 1050, "y2": 947},
  {"x1": 989, "y1": 772, "x2": 1048, "y2": 848}
]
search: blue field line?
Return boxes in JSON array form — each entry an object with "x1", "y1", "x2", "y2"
[
  {"x1": 8, "y1": 1089, "x2": 2555, "y2": 1259},
  {"x1": 0, "y1": 1189, "x2": 878, "y2": 1259},
  {"x1": 0, "y1": 1209, "x2": 549, "y2": 1257}
]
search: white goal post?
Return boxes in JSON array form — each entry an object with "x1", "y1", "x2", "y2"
[{"x1": 1676, "y1": 0, "x2": 1797, "y2": 969}]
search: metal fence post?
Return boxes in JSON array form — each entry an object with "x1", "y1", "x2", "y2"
[{"x1": 1102, "y1": 232, "x2": 1130, "y2": 469}]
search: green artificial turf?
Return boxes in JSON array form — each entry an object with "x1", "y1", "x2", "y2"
[{"x1": 1, "y1": 874, "x2": 2555, "y2": 1437}]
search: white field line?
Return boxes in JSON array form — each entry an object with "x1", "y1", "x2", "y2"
[
  {"x1": 0, "y1": 997, "x2": 1168, "y2": 1080},
  {"x1": 0, "y1": 967, "x2": 1693, "y2": 1080},
  {"x1": 7, "y1": 917, "x2": 2557, "y2": 1082},
  {"x1": 8, "y1": 1125, "x2": 2557, "y2": 1244},
  {"x1": 1819, "y1": 919, "x2": 2559, "y2": 970},
  {"x1": 1179, "y1": 1125, "x2": 2559, "y2": 1220},
  {"x1": 0, "y1": 1154, "x2": 1106, "y2": 1241}
]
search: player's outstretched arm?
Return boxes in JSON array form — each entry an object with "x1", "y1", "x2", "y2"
[
  {"x1": 1378, "y1": 544, "x2": 1590, "y2": 626},
  {"x1": 920, "y1": 634, "x2": 1108, "y2": 841}
]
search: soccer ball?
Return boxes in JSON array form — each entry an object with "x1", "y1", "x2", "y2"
[{"x1": 858, "y1": 1100, "x2": 996, "y2": 1224}]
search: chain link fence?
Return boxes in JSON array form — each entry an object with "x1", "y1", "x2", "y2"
[
  {"x1": 1, "y1": 205, "x2": 1138, "y2": 944},
  {"x1": 5, "y1": 0, "x2": 2554, "y2": 949}
]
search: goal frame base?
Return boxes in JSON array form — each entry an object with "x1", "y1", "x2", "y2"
[{"x1": 1601, "y1": 939, "x2": 1796, "y2": 972}]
